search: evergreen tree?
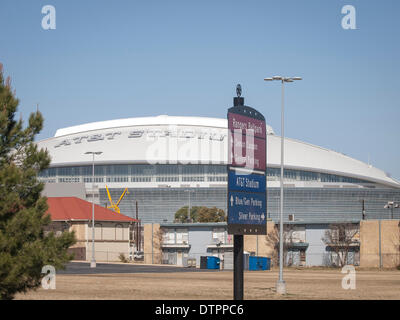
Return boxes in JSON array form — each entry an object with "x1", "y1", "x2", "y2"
[{"x1": 0, "y1": 64, "x2": 76, "y2": 300}]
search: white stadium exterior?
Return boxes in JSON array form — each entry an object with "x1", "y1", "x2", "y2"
[{"x1": 37, "y1": 115, "x2": 400, "y2": 223}]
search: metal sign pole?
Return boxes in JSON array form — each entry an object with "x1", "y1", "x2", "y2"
[
  {"x1": 227, "y1": 84, "x2": 267, "y2": 301},
  {"x1": 233, "y1": 235, "x2": 244, "y2": 300}
]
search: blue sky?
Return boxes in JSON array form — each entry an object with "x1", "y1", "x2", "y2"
[{"x1": 0, "y1": 0, "x2": 399, "y2": 179}]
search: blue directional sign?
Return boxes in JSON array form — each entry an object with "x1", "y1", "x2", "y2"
[
  {"x1": 228, "y1": 170, "x2": 266, "y2": 194},
  {"x1": 228, "y1": 192, "x2": 267, "y2": 229},
  {"x1": 228, "y1": 191, "x2": 266, "y2": 226}
]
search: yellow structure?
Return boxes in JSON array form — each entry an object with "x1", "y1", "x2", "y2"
[{"x1": 106, "y1": 185, "x2": 129, "y2": 213}]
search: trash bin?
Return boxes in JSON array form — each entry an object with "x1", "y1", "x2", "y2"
[
  {"x1": 265, "y1": 257, "x2": 271, "y2": 270},
  {"x1": 187, "y1": 258, "x2": 196, "y2": 268},
  {"x1": 249, "y1": 256, "x2": 270, "y2": 271},
  {"x1": 200, "y1": 256, "x2": 221, "y2": 269},
  {"x1": 200, "y1": 256, "x2": 208, "y2": 269},
  {"x1": 206, "y1": 256, "x2": 220, "y2": 269}
]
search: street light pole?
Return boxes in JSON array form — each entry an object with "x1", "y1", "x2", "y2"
[
  {"x1": 264, "y1": 76, "x2": 302, "y2": 295},
  {"x1": 360, "y1": 199, "x2": 366, "y2": 220},
  {"x1": 185, "y1": 189, "x2": 195, "y2": 222},
  {"x1": 85, "y1": 151, "x2": 103, "y2": 268},
  {"x1": 278, "y1": 78, "x2": 285, "y2": 293}
]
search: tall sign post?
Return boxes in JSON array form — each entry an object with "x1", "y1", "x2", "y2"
[{"x1": 227, "y1": 85, "x2": 267, "y2": 300}]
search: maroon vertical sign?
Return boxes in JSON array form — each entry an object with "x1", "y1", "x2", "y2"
[{"x1": 228, "y1": 112, "x2": 266, "y2": 172}]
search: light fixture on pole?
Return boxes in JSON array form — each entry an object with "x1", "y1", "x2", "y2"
[
  {"x1": 384, "y1": 201, "x2": 399, "y2": 219},
  {"x1": 263, "y1": 76, "x2": 302, "y2": 295},
  {"x1": 85, "y1": 151, "x2": 103, "y2": 268}
]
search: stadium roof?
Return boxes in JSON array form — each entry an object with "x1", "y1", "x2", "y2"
[
  {"x1": 37, "y1": 115, "x2": 400, "y2": 189},
  {"x1": 54, "y1": 115, "x2": 275, "y2": 137}
]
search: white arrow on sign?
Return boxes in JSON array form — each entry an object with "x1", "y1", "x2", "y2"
[
  {"x1": 261, "y1": 213, "x2": 265, "y2": 220},
  {"x1": 230, "y1": 195, "x2": 234, "y2": 206}
]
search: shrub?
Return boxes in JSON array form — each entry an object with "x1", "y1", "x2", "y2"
[{"x1": 119, "y1": 253, "x2": 128, "y2": 263}]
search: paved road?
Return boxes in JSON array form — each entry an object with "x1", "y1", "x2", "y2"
[{"x1": 58, "y1": 262, "x2": 223, "y2": 275}]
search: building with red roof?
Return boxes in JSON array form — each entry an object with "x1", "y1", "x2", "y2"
[
  {"x1": 45, "y1": 197, "x2": 138, "y2": 262},
  {"x1": 46, "y1": 197, "x2": 137, "y2": 223}
]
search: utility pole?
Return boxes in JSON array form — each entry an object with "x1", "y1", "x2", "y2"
[
  {"x1": 361, "y1": 199, "x2": 366, "y2": 220},
  {"x1": 136, "y1": 201, "x2": 139, "y2": 251},
  {"x1": 256, "y1": 235, "x2": 259, "y2": 257},
  {"x1": 379, "y1": 219, "x2": 382, "y2": 269},
  {"x1": 185, "y1": 189, "x2": 195, "y2": 222},
  {"x1": 151, "y1": 222, "x2": 154, "y2": 264}
]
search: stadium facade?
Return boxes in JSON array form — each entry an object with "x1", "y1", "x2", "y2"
[{"x1": 37, "y1": 115, "x2": 400, "y2": 224}]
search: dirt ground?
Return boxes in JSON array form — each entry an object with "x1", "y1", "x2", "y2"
[{"x1": 15, "y1": 268, "x2": 400, "y2": 300}]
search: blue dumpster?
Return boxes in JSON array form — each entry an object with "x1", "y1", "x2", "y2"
[
  {"x1": 249, "y1": 256, "x2": 270, "y2": 271},
  {"x1": 206, "y1": 256, "x2": 221, "y2": 269},
  {"x1": 265, "y1": 257, "x2": 271, "y2": 270},
  {"x1": 200, "y1": 256, "x2": 208, "y2": 269}
]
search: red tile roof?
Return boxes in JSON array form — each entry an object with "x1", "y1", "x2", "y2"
[{"x1": 46, "y1": 197, "x2": 137, "y2": 222}]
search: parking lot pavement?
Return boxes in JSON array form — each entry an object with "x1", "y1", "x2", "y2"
[{"x1": 57, "y1": 262, "x2": 223, "y2": 275}]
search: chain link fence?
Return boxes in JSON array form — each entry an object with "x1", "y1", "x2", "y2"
[{"x1": 72, "y1": 248, "x2": 400, "y2": 270}]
